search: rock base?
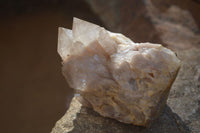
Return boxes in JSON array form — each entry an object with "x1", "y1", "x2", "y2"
[{"x1": 51, "y1": 97, "x2": 189, "y2": 133}]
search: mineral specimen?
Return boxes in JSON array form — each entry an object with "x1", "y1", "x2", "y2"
[{"x1": 58, "y1": 18, "x2": 181, "y2": 126}]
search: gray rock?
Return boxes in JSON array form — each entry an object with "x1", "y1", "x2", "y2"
[
  {"x1": 84, "y1": 0, "x2": 200, "y2": 132},
  {"x1": 51, "y1": 0, "x2": 200, "y2": 132},
  {"x1": 51, "y1": 48, "x2": 200, "y2": 133},
  {"x1": 51, "y1": 97, "x2": 189, "y2": 133},
  {"x1": 168, "y1": 49, "x2": 200, "y2": 133}
]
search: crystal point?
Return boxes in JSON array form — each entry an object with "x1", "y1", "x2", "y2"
[{"x1": 58, "y1": 18, "x2": 181, "y2": 126}]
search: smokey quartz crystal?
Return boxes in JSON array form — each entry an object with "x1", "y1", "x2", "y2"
[{"x1": 58, "y1": 18, "x2": 181, "y2": 126}]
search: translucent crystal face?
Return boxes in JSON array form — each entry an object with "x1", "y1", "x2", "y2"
[{"x1": 58, "y1": 18, "x2": 181, "y2": 126}]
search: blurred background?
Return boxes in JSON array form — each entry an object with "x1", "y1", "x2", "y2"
[
  {"x1": 0, "y1": 0, "x2": 103, "y2": 133},
  {"x1": 0, "y1": 0, "x2": 199, "y2": 133}
]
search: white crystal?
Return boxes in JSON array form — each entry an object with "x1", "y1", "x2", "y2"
[{"x1": 58, "y1": 18, "x2": 181, "y2": 126}]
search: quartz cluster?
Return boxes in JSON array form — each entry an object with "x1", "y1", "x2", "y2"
[{"x1": 58, "y1": 18, "x2": 181, "y2": 126}]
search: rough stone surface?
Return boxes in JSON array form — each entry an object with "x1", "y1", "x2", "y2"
[
  {"x1": 168, "y1": 49, "x2": 200, "y2": 132},
  {"x1": 144, "y1": 1, "x2": 200, "y2": 132},
  {"x1": 51, "y1": 48, "x2": 199, "y2": 133},
  {"x1": 52, "y1": 0, "x2": 200, "y2": 132},
  {"x1": 51, "y1": 97, "x2": 189, "y2": 133},
  {"x1": 145, "y1": 0, "x2": 200, "y2": 50},
  {"x1": 151, "y1": 0, "x2": 200, "y2": 29},
  {"x1": 58, "y1": 18, "x2": 180, "y2": 126},
  {"x1": 84, "y1": 0, "x2": 200, "y2": 132}
]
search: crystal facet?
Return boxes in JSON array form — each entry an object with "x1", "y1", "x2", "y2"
[{"x1": 58, "y1": 18, "x2": 181, "y2": 126}]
